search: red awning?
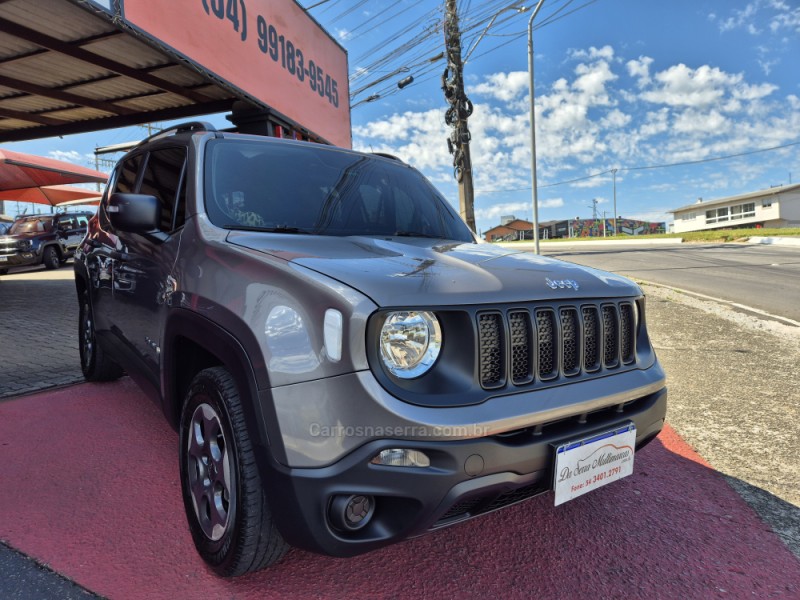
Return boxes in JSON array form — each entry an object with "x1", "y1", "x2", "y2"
[
  {"x1": 0, "y1": 149, "x2": 107, "y2": 194},
  {"x1": 0, "y1": 184, "x2": 101, "y2": 207}
]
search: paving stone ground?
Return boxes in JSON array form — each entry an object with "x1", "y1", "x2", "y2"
[{"x1": 0, "y1": 264, "x2": 84, "y2": 399}]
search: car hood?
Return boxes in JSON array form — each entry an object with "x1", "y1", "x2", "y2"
[
  {"x1": 0, "y1": 231, "x2": 42, "y2": 240},
  {"x1": 227, "y1": 233, "x2": 641, "y2": 306}
]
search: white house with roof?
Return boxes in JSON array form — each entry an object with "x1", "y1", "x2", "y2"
[{"x1": 669, "y1": 183, "x2": 800, "y2": 234}]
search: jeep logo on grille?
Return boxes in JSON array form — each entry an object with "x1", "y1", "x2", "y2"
[{"x1": 546, "y1": 278, "x2": 579, "y2": 291}]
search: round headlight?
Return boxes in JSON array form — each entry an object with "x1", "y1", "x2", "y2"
[{"x1": 379, "y1": 311, "x2": 442, "y2": 379}]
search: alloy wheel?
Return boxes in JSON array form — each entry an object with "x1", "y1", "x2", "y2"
[{"x1": 187, "y1": 402, "x2": 233, "y2": 541}]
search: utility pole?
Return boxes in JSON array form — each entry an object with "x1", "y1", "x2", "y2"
[
  {"x1": 442, "y1": 0, "x2": 476, "y2": 232},
  {"x1": 528, "y1": 0, "x2": 546, "y2": 254},
  {"x1": 588, "y1": 198, "x2": 598, "y2": 220}
]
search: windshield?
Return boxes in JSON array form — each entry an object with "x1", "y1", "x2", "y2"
[
  {"x1": 204, "y1": 139, "x2": 474, "y2": 242},
  {"x1": 9, "y1": 217, "x2": 52, "y2": 235}
]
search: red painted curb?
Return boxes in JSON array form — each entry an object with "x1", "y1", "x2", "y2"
[{"x1": 1, "y1": 379, "x2": 798, "y2": 599}]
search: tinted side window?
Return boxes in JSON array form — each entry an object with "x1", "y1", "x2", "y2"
[
  {"x1": 114, "y1": 155, "x2": 143, "y2": 194},
  {"x1": 58, "y1": 216, "x2": 76, "y2": 229},
  {"x1": 139, "y1": 147, "x2": 187, "y2": 232}
]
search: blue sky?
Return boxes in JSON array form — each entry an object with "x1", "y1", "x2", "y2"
[{"x1": 6, "y1": 0, "x2": 800, "y2": 235}]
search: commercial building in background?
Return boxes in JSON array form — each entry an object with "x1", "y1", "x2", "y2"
[
  {"x1": 669, "y1": 183, "x2": 800, "y2": 234},
  {"x1": 484, "y1": 216, "x2": 665, "y2": 242}
]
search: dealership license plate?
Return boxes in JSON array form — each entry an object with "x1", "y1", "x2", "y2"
[
  {"x1": 553, "y1": 424, "x2": 636, "y2": 506},
  {"x1": 0, "y1": 256, "x2": 6, "y2": 261}
]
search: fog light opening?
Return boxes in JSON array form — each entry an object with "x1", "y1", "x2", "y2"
[
  {"x1": 329, "y1": 494, "x2": 375, "y2": 532},
  {"x1": 370, "y1": 448, "x2": 430, "y2": 468}
]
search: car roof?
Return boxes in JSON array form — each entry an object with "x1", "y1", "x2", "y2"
[{"x1": 15, "y1": 211, "x2": 92, "y2": 220}]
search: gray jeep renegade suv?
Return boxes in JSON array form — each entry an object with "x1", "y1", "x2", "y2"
[{"x1": 74, "y1": 122, "x2": 666, "y2": 576}]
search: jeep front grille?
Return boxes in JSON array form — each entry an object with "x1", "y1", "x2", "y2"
[
  {"x1": 477, "y1": 300, "x2": 637, "y2": 390},
  {"x1": 478, "y1": 313, "x2": 504, "y2": 388}
]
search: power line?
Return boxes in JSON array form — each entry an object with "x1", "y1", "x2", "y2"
[
  {"x1": 348, "y1": 0, "x2": 593, "y2": 106},
  {"x1": 622, "y1": 139, "x2": 800, "y2": 171}
]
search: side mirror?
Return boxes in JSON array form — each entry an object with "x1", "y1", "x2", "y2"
[{"x1": 108, "y1": 192, "x2": 159, "y2": 233}]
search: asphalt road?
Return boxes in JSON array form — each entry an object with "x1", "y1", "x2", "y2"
[{"x1": 542, "y1": 242, "x2": 800, "y2": 323}]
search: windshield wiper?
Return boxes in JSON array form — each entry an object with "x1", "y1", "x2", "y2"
[
  {"x1": 262, "y1": 226, "x2": 310, "y2": 234},
  {"x1": 392, "y1": 230, "x2": 443, "y2": 239},
  {"x1": 223, "y1": 225, "x2": 311, "y2": 234},
  {"x1": 222, "y1": 224, "x2": 264, "y2": 231}
]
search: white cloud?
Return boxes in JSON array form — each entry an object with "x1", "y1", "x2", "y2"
[
  {"x1": 474, "y1": 202, "x2": 527, "y2": 221},
  {"x1": 48, "y1": 150, "x2": 90, "y2": 164},
  {"x1": 719, "y1": 2, "x2": 759, "y2": 33},
  {"x1": 602, "y1": 109, "x2": 632, "y2": 129},
  {"x1": 568, "y1": 45, "x2": 615, "y2": 61},
  {"x1": 673, "y1": 109, "x2": 729, "y2": 135},
  {"x1": 353, "y1": 109, "x2": 450, "y2": 171},
  {"x1": 639, "y1": 109, "x2": 669, "y2": 136},
  {"x1": 469, "y1": 71, "x2": 529, "y2": 103},
  {"x1": 732, "y1": 82, "x2": 778, "y2": 100},
  {"x1": 475, "y1": 199, "x2": 564, "y2": 222},
  {"x1": 572, "y1": 60, "x2": 617, "y2": 103},
  {"x1": 626, "y1": 56, "x2": 654, "y2": 87},
  {"x1": 540, "y1": 198, "x2": 565, "y2": 208},
  {"x1": 719, "y1": 0, "x2": 800, "y2": 34},
  {"x1": 640, "y1": 64, "x2": 739, "y2": 107}
]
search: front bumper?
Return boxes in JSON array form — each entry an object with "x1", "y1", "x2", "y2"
[
  {"x1": 262, "y1": 386, "x2": 667, "y2": 557},
  {"x1": 0, "y1": 251, "x2": 38, "y2": 268}
]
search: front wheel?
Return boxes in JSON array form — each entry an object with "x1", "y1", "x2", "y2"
[
  {"x1": 179, "y1": 367, "x2": 287, "y2": 576},
  {"x1": 79, "y1": 289, "x2": 123, "y2": 381},
  {"x1": 42, "y1": 246, "x2": 60, "y2": 270}
]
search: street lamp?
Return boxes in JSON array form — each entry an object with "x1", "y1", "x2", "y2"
[
  {"x1": 611, "y1": 168, "x2": 618, "y2": 236},
  {"x1": 465, "y1": 2, "x2": 529, "y2": 63},
  {"x1": 528, "y1": 0, "x2": 545, "y2": 254}
]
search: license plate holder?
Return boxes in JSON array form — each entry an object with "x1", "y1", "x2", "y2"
[{"x1": 553, "y1": 423, "x2": 636, "y2": 506}]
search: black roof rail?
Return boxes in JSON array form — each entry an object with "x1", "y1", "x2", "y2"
[{"x1": 135, "y1": 121, "x2": 217, "y2": 148}]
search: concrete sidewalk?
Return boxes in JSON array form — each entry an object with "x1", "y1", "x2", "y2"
[{"x1": 500, "y1": 235, "x2": 800, "y2": 250}]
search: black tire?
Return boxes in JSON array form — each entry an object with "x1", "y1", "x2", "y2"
[
  {"x1": 79, "y1": 289, "x2": 124, "y2": 381},
  {"x1": 42, "y1": 246, "x2": 60, "y2": 270},
  {"x1": 0, "y1": 268, "x2": 7, "y2": 275},
  {"x1": 179, "y1": 367, "x2": 288, "y2": 576}
]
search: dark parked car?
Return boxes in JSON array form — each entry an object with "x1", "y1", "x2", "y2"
[
  {"x1": 0, "y1": 211, "x2": 92, "y2": 275},
  {"x1": 74, "y1": 122, "x2": 667, "y2": 576}
]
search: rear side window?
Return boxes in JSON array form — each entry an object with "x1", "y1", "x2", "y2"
[
  {"x1": 58, "y1": 216, "x2": 76, "y2": 229},
  {"x1": 138, "y1": 147, "x2": 187, "y2": 232}
]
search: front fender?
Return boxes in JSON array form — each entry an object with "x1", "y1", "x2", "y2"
[{"x1": 162, "y1": 307, "x2": 287, "y2": 464}]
